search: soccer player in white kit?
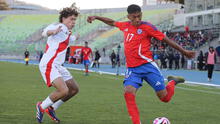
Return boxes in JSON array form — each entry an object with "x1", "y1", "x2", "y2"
[{"x1": 36, "y1": 7, "x2": 79, "y2": 123}]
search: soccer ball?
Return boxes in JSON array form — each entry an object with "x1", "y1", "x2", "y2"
[{"x1": 153, "y1": 117, "x2": 170, "y2": 124}]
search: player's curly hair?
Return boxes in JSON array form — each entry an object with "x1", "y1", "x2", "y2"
[
  {"x1": 127, "y1": 4, "x2": 141, "y2": 14},
  {"x1": 59, "y1": 7, "x2": 79, "y2": 23}
]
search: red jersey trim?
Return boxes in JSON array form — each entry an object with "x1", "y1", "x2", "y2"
[{"x1": 45, "y1": 34, "x2": 71, "y2": 87}]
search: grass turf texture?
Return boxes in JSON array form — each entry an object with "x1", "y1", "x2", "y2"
[{"x1": 0, "y1": 62, "x2": 220, "y2": 124}]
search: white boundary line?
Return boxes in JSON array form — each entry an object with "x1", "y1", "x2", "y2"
[
  {"x1": 67, "y1": 67, "x2": 120, "y2": 75},
  {"x1": 68, "y1": 68, "x2": 220, "y2": 95},
  {"x1": 185, "y1": 81, "x2": 220, "y2": 87},
  {"x1": 176, "y1": 86, "x2": 220, "y2": 95},
  {"x1": 2, "y1": 60, "x2": 220, "y2": 95},
  {"x1": 1, "y1": 60, "x2": 220, "y2": 88},
  {"x1": 67, "y1": 67, "x2": 220, "y2": 87}
]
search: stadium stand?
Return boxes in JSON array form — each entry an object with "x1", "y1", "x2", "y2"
[
  {"x1": 0, "y1": 6, "x2": 176, "y2": 56},
  {"x1": 172, "y1": 0, "x2": 220, "y2": 70},
  {"x1": 0, "y1": 15, "x2": 57, "y2": 54},
  {"x1": 89, "y1": 9, "x2": 176, "y2": 56},
  {"x1": 0, "y1": 0, "x2": 9, "y2": 10},
  {"x1": 2, "y1": 0, "x2": 219, "y2": 71}
]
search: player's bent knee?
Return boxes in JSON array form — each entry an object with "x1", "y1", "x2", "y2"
[
  {"x1": 74, "y1": 87, "x2": 79, "y2": 94},
  {"x1": 124, "y1": 85, "x2": 136, "y2": 94},
  {"x1": 60, "y1": 88, "x2": 69, "y2": 97},
  {"x1": 156, "y1": 90, "x2": 167, "y2": 99},
  {"x1": 161, "y1": 99, "x2": 170, "y2": 103},
  {"x1": 157, "y1": 93, "x2": 167, "y2": 99},
  {"x1": 156, "y1": 90, "x2": 171, "y2": 103},
  {"x1": 70, "y1": 87, "x2": 79, "y2": 96}
]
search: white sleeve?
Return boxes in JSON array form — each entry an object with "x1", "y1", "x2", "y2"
[
  {"x1": 42, "y1": 24, "x2": 57, "y2": 37},
  {"x1": 69, "y1": 35, "x2": 77, "y2": 45}
]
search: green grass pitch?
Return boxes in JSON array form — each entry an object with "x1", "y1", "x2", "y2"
[{"x1": 0, "y1": 62, "x2": 220, "y2": 124}]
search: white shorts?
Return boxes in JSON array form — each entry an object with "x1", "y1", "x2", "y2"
[{"x1": 39, "y1": 64, "x2": 73, "y2": 87}]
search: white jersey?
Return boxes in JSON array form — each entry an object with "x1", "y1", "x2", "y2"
[
  {"x1": 40, "y1": 23, "x2": 76, "y2": 66},
  {"x1": 39, "y1": 23, "x2": 76, "y2": 87}
]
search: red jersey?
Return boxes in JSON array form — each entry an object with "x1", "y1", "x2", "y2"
[
  {"x1": 115, "y1": 21, "x2": 165, "y2": 67},
  {"x1": 81, "y1": 47, "x2": 92, "y2": 60}
]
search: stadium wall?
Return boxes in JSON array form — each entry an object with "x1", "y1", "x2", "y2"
[{"x1": 174, "y1": 8, "x2": 220, "y2": 26}]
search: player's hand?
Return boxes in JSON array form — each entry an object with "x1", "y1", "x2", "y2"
[
  {"x1": 53, "y1": 26, "x2": 62, "y2": 35},
  {"x1": 183, "y1": 50, "x2": 195, "y2": 59},
  {"x1": 87, "y1": 16, "x2": 96, "y2": 23}
]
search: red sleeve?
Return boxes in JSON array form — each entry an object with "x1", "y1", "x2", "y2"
[
  {"x1": 114, "y1": 22, "x2": 127, "y2": 31},
  {"x1": 145, "y1": 23, "x2": 165, "y2": 41},
  {"x1": 81, "y1": 48, "x2": 84, "y2": 54}
]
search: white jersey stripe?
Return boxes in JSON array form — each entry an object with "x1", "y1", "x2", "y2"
[{"x1": 138, "y1": 44, "x2": 153, "y2": 62}]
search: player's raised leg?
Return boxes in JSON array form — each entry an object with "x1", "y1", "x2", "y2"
[
  {"x1": 45, "y1": 78, "x2": 79, "y2": 123},
  {"x1": 62, "y1": 78, "x2": 79, "y2": 102},
  {"x1": 142, "y1": 62, "x2": 185, "y2": 103},
  {"x1": 50, "y1": 78, "x2": 79, "y2": 109},
  {"x1": 36, "y1": 77, "x2": 69, "y2": 123},
  {"x1": 157, "y1": 76, "x2": 185, "y2": 103}
]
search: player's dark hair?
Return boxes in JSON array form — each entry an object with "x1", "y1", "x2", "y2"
[
  {"x1": 59, "y1": 7, "x2": 79, "y2": 23},
  {"x1": 209, "y1": 46, "x2": 214, "y2": 51},
  {"x1": 209, "y1": 46, "x2": 214, "y2": 49},
  {"x1": 127, "y1": 4, "x2": 141, "y2": 14},
  {"x1": 85, "y1": 41, "x2": 88, "y2": 44}
]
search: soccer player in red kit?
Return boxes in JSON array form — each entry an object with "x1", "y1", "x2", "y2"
[
  {"x1": 81, "y1": 41, "x2": 92, "y2": 76},
  {"x1": 87, "y1": 4, "x2": 195, "y2": 124}
]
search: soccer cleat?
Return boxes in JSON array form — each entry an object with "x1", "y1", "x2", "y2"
[
  {"x1": 167, "y1": 75, "x2": 185, "y2": 85},
  {"x1": 36, "y1": 102, "x2": 44, "y2": 123},
  {"x1": 45, "y1": 106, "x2": 60, "y2": 123}
]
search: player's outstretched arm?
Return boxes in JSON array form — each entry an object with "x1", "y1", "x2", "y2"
[
  {"x1": 42, "y1": 26, "x2": 62, "y2": 37},
  {"x1": 162, "y1": 37, "x2": 195, "y2": 59},
  {"x1": 87, "y1": 16, "x2": 115, "y2": 26},
  {"x1": 47, "y1": 26, "x2": 62, "y2": 36}
]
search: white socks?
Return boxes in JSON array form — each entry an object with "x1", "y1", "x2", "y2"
[
  {"x1": 52, "y1": 100, "x2": 64, "y2": 110},
  {"x1": 41, "y1": 96, "x2": 54, "y2": 110},
  {"x1": 41, "y1": 97, "x2": 65, "y2": 110}
]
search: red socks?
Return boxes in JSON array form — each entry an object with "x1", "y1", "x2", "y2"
[
  {"x1": 123, "y1": 81, "x2": 175, "y2": 124},
  {"x1": 124, "y1": 93, "x2": 141, "y2": 124},
  {"x1": 160, "y1": 80, "x2": 175, "y2": 103},
  {"x1": 85, "y1": 68, "x2": 88, "y2": 73},
  {"x1": 124, "y1": 81, "x2": 175, "y2": 123}
]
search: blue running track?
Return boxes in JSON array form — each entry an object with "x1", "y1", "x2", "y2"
[{"x1": 1, "y1": 59, "x2": 219, "y2": 86}]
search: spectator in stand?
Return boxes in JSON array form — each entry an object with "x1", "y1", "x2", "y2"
[
  {"x1": 174, "y1": 52, "x2": 180, "y2": 69},
  {"x1": 159, "y1": 51, "x2": 167, "y2": 69},
  {"x1": 197, "y1": 51, "x2": 204, "y2": 70},
  {"x1": 168, "y1": 51, "x2": 174, "y2": 69},
  {"x1": 165, "y1": 30, "x2": 212, "y2": 51},
  {"x1": 181, "y1": 54, "x2": 185, "y2": 68}
]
